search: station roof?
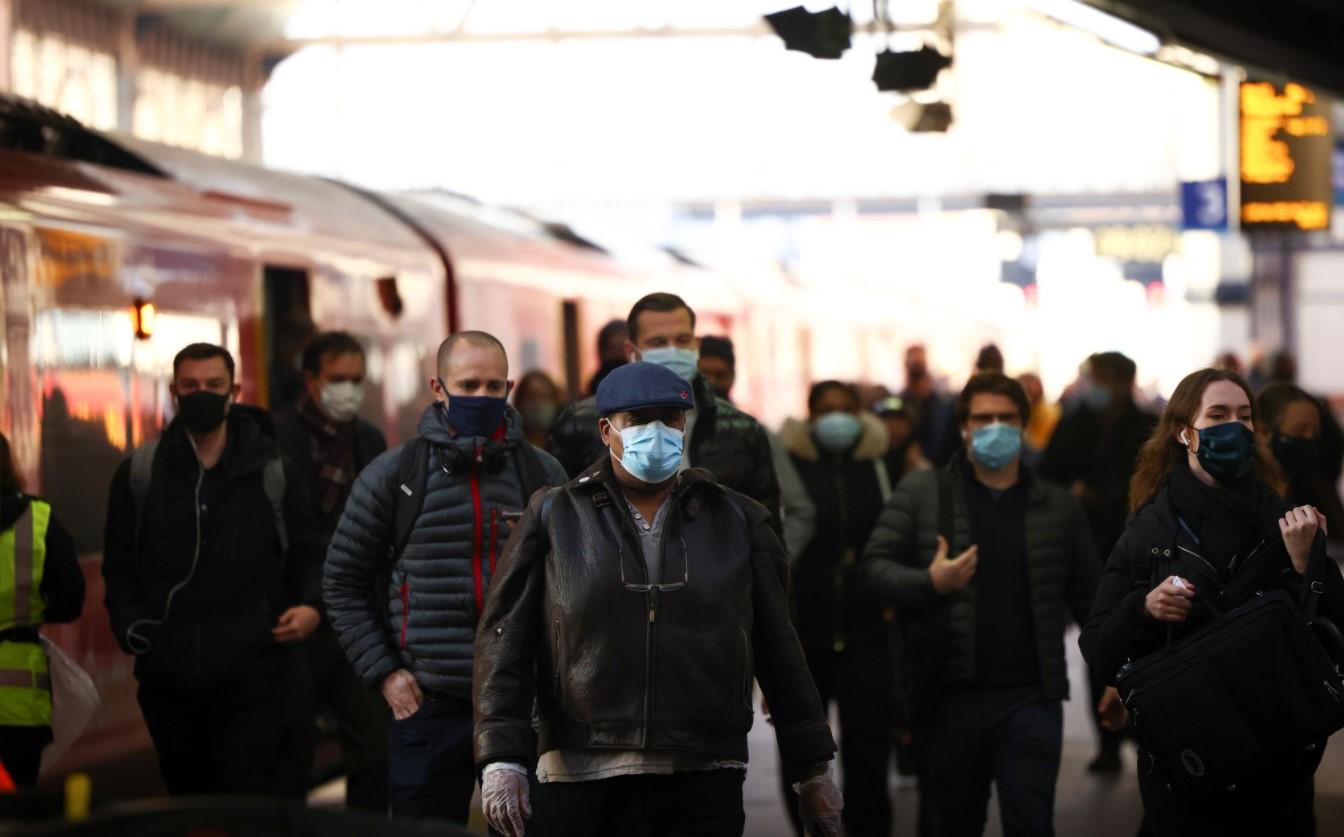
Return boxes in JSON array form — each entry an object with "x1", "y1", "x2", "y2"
[{"x1": 92, "y1": 1, "x2": 1344, "y2": 96}]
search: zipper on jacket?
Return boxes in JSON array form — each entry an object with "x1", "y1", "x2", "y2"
[
  {"x1": 832, "y1": 460, "x2": 848, "y2": 654},
  {"x1": 644, "y1": 588, "x2": 658, "y2": 748},
  {"x1": 470, "y1": 446, "x2": 485, "y2": 620},
  {"x1": 490, "y1": 508, "x2": 499, "y2": 575},
  {"x1": 399, "y1": 580, "x2": 411, "y2": 649},
  {"x1": 192, "y1": 459, "x2": 205, "y2": 683}
]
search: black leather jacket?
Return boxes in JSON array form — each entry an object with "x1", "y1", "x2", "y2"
[
  {"x1": 548, "y1": 375, "x2": 782, "y2": 527},
  {"x1": 473, "y1": 462, "x2": 835, "y2": 781}
]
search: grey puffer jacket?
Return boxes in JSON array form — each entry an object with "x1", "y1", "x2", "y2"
[
  {"x1": 860, "y1": 454, "x2": 1100, "y2": 700},
  {"x1": 324, "y1": 403, "x2": 567, "y2": 698}
]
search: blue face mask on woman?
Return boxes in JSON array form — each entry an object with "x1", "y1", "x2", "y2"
[
  {"x1": 614, "y1": 421, "x2": 684, "y2": 485},
  {"x1": 970, "y1": 423, "x2": 1022, "y2": 471},
  {"x1": 638, "y1": 348, "x2": 700, "y2": 383},
  {"x1": 814, "y1": 412, "x2": 863, "y2": 452},
  {"x1": 1194, "y1": 421, "x2": 1256, "y2": 483}
]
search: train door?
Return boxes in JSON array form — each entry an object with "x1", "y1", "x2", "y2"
[
  {"x1": 562, "y1": 300, "x2": 581, "y2": 401},
  {"x1": 262, "y1": 265, "x2": 312, "y2": 411}
]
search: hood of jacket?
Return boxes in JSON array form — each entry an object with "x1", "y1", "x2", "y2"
[
  {"x1": 416, "y1": 401, "x2": 527, "y2": 451},
  {"x1": 161, "y1": 403, "x2": 278, "y2": 478},
  {"x1": 778, "y1": 413, "x2": 889, "y2": 463}
]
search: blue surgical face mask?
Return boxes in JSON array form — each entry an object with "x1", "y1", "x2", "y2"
[
  {"x1": 638, "y1": 347, "x2": 699, "y2": 383},
  {"x1": 1195, "y1": 421, "x2": 1256, "y2": 483},
  {"x1": 440, "y1": 380, "x2": 509, "y2": 439},
  {"x1": 970, "y1": 423, "x2": 1023, "y2": 471},
  {"x1": 814, "y1": 412, "x2": 863, "y2": 453},
  {"x1": 1082, "y1": 380, "x2": 1113, "y2": 411},
  {"x1": 614, "y1": 421, "x2": 684, "y2": 485}
]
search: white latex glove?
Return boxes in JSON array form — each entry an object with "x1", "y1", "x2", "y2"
[{"x1": 482, "y1": 762, "x2": 531, "y2": 837}]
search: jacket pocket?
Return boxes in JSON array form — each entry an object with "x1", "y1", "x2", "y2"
[
  {"x1": 552, "y1": 617, "x2": 566, "y2": 700},
  {"x1": 734, "y1": 629, "x2": 753, "y2": 717}
]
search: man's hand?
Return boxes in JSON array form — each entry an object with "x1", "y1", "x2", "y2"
[
  {"x1": 272, "y1": 605, "x2": 321, "y2": 644},
  {"x1": 929, "y1": 535, "x2": 978, "y2": 594},
  {"x1": 481, "y1": 764, "x2": 531, "y2": 837},
  {"x1": 382, "y1": 669, "x2": 424, "y2": 720},
  {"x1": 1145, "y1": 576, "x2": 1195, "y2": 622},
  {"x1": 1097, "y1": 686, "x2": 1128, "y2": 732},
  {"x1": 1280, "y1": 505, "x2": 1324, "y2": 575},
  {"x1": 796, "y1": 771, "x2": 843, "y2": 837}
]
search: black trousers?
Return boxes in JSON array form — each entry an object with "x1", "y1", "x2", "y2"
[
  {"x1": 138, "y1": 676, "x2": 284, "y2": 796},
  {"x1": 0, "y1": 725, "x2": 52, "y2": 787},
  {"x1": 779, "y1": 641, "x2": 893, "y2": 837},
  {"x1": 387, "y1": 692, "x2": 476, "y2": 823},
  {"x1": 923, "y1": 686, "x2": 1062, "y2": 837},
  {"x1": 276, "y1": 625, "x2": 390, "y2": 811},
  {"x1": 532, "y1": 769, "x2": 746, "y2": 837}
]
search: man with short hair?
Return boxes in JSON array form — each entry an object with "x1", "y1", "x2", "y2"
[
  {"x1": 475, "y1": 361, "x2": 842, "y2": 837},
  {"x1": 324, "y1": 330, "x2": 566, "y2": 823},
  {"x1": 551, "y1": 294, "x2": 781, "y2": 527},
  {"x1": 586, "y1": 319, "x2": 629, "y2": 395},
  {"x1": 861, "y1": 373, "x2": 1102, "y2": 836},
  {"x1": 102, "y1": 342, "x2": 324, "y2": 795},
  {"x1": 274, "y1": 331, "x2": 390, "y2": 809}
]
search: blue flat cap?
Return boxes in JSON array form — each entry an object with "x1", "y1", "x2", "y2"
[{"x1": 596, "y1": 362, "x2": 696, "y2": 416}]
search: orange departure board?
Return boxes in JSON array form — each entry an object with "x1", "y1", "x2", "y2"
[{"x1": 1239, "y1": 81, "x2": 1333, "y2": 231}]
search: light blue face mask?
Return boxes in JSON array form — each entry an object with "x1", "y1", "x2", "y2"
[
  {"x1": 814, "y1": 412, "x2": 863, "y2": 452},
  {"x1": 638, "y1": 347, "x2": 699, "y2": 383},
  {"x1": 970, "y1": 423, "x2": 1022, "y2": 471},
  {"x1": 615, "y1": 421, "x2": 684, "y2": 484}
]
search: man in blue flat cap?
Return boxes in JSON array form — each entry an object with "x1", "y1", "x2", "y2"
[{"x1": 473, "y1": 362, "x2": 842, "y2": 837}]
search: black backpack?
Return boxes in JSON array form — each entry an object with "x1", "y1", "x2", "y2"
[{"x1": 387, "y1": 437, "x2": 552, "y2": 562}]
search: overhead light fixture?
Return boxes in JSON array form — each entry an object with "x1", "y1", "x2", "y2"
[
  {"x1": 764, "y1": 6, "x2": 852, "y2": 59},
  {"x1": 890, "y1": 100, "x2": 953, "y2": 132},
  {"x1": 130, "y1": 298, "x2": 155, "y2": 340},
  {"x1": 1030, "y1": 0, "x2": 1160, "y2": 55},
  {"x1": 872, "y1": 45, "x2": 952, "y2": 92}
]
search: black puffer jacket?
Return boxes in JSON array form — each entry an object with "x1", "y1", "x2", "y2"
[
  {"x1": 548, "y1": 374, "x2": 781, "y2": 526},
  {"x1": 860, "y1": 455, "x2": 1099, "y2": 700},
  {"x1": 324, "y1": 404, "x2": 566, "y2": 698},
  {"x1": 780, "y1": 414, "x2": 891, "y2": 651},
  {"x1": 102, "y1": 406, "x2": 323, "y2": 688},
  {"x1": 1080, "y1": 482, "x2": 1344, "y2": 688},
  {"x1": 473, "y1": 461, "x2": 836, "y2": 782}
]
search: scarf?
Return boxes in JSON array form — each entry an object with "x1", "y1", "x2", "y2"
[
  {"x1": 297, "y1": 395, "x2": 357, "y2": 520},
  {"x1": 1166, "y1": 458, "x2": 1276, "y2": 573}
]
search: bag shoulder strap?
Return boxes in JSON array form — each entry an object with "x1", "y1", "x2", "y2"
[
  {"x1": 514, "y1": 443, "x2": 550, "y2": 506},
  {"x1": 130, "y1": 438, "x2": 160, "y2": 548},
  {"x1": 263, "y1": 457, "x2": 288, "y2": 554},
  {"x1": 391, "y1": 437, "x2": 432, "y2": 562},
  {"x1": 874, "y1": 458, "x2": 893, "y2": 504}
]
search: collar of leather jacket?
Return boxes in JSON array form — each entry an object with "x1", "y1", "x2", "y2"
[{"x1": 571, "y1": 457, "x2": 726, "y2": 520}]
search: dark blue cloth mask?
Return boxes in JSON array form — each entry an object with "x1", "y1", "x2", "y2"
[
  {"x1": 440, "y1": 382, "x2": 509, "y2": 439},
  {"x1": 1196, "y1": 421, "x2": 1256, "y2": 483}
]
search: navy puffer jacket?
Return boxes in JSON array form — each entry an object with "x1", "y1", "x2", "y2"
[{"x1": 324, "y1": 403, "x2": 567, "y2": 698}]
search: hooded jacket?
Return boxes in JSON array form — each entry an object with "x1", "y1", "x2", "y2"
[
  {"x1": 859, "y1": 454, "x2": 1099, "y2": 700},
  {"x1": 324, "y1": 403, "x2": 567, "y2": 699},
  {"x1": 548, "y1": 375, "x2": 781, "y2": 527},
  {"x1": 101, "y1": 405, "x2": 323, "y2": 689},
  {"x1": 472, "y1": 461, "x2": 836, "y2": 782},
  {"x1": 779, "y1": 413, "x2": 892, "y2": 650}
]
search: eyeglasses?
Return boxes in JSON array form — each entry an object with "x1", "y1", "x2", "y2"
[{"x1": 606, "y1": 507, "x2": 690, "y2": 593}]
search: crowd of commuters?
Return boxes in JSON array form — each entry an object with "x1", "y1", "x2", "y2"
[{"x1": 0, "y1": 289, "x2": 1334, "y2": 837}]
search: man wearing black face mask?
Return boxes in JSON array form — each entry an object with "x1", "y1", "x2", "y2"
[
  {"x1": 102, "y1": 343, "x2": 324, "y2": 795},
  {"x1": 324, "y1": 330, "x2": 567, "y2": 824}
]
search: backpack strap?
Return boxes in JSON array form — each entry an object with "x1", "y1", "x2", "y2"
[
  {"x1": 130, "y1": 438, "x2": 160, "y2": 550},
  {"x1": 263, "y1": 457, "x2": 288, "y2": 555},
  {"x1": 391, "y1": 437, "x2": 432, "y2": 562},
  {"x1": 514, "y1": 443, "x2": 551, "y2": 506},
  {"x1": 874, "y1": 458, "x2": 893, "y2": 505}
]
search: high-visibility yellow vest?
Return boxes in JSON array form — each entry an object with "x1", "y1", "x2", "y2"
[{"x1": 0, "y1": 500, "x2": 53, "y2": 727}]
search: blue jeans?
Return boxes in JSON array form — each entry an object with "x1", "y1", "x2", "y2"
[
  {"x1": 923, "y1": 685, "x2": 1063, "y2": 837},
  {"x1": 388, "y1": 693, "x2": 476, "y2": 822}
]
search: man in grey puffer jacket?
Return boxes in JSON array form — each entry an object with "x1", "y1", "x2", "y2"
[{"x1": 324, "y1": 331, "x2": 566, "y2": 823}]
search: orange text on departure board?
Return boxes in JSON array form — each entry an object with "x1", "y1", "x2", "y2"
[{"x1": 1240, "y1": 82, "x2": 1328, "y2": 185}]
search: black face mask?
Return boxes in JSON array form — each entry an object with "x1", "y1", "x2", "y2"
[
  {"x1": 177, "y1": 391, "x2": 230, "y2": 434},
  {"x1": 1273, "y1": 433, "x2": 1319, "y2": 477}
]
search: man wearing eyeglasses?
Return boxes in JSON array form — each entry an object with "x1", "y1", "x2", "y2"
[
  {"x1": 861, "y1": 372, "x2": 1102, "y2": 837},
  {"x1": 474, "y1": 362, "x2": 842, "y2": 837}
]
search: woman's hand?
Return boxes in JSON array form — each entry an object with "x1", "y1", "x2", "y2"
[
  {"x1": 1279, "y1": 505, "x2": 1324, "y2": 575},
  {"x1": 1145, "y1": 576, "x2": 1195, "y2": 622}
]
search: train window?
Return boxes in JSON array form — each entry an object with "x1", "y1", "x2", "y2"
[
  {"x1": 263, "y1": 266, "x2": 313, "y2": 411},
  {"x1": 376, "y1": 276, "x2": 404, "y2": 318},
  {"x1": 562, "y1": 301, "x2": 581, "y2": 401}
]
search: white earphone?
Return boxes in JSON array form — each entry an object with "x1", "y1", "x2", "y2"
[{"x1": 1178, "y1": 430, "x2": 1190, "y2": 446}]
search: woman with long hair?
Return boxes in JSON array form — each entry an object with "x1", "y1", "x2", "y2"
[
  {"x1": 1257, "y1": 383, "x2": 1344, "y2": 541},
  {"x1": 1080, "y1": 369, "x2": 1344, "y2": 836},
  {"x1": 0, "y1": 432, "x2": 85, "y2": 785}
]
